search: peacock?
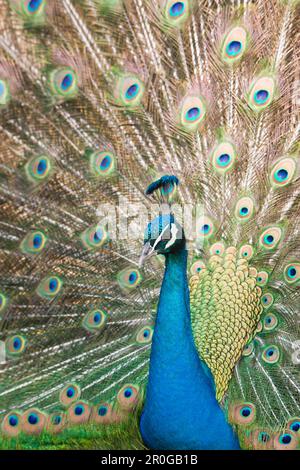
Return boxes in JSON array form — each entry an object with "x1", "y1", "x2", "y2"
[{"x1": 0, "y1": 0, "x2": 299, "y2": 451}]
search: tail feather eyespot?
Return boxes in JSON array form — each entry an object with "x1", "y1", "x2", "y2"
[
  {"x1": 46, "y1": 412, "x2": 67, "y2": 434},
  {"x1": 117, "y1": 384, "x2": 140, "y2": 411},
  {"x1": 36, "y1": 275, "x2": 63, "y2": 299},
  {"x1": 221, "y1": 26, "x2": 248, "y2": 63},
  {"x1": 252, "y1": 429, "x2": 274, "y2": 450},
  {"x1": 80, "y1": 224, "x2": 109, "y2": 250},
  {"x1": 163, "y1": 1, "x2": 190, "y2": 27},
  {"x1": 256, "y1": 271, "x2": 269, "y2": 287},
  {"x1": 59, "y1": 383, "x2": 81, "y2": 407},
  {"x1": 89, "y1": 150, "x2": 116, "y2": 178},
  {"x1": 21, "y1": 409, "x2": 47, "y2": 435},
  {"x1": 136, "y1": 325, "x2": 154, "y2": 344},
  {"x1": 82, "y1": 309, "x2": 107, "y2": 333},
  {"x1": 114, "y1": 73, "x2": 144, "y2": 107},
  {"x1": 239, "y1": 244, "x2": 254, "y2": 260},
  {"x1": 259, "y1": 227, "x2": 282, "y2": 250},
  {"x1": 197, "y1": 216, "x2": 215, "y2": 240},
  {"x1": 284, "y1": 263, "x2": 300, "y2": 285},
  {"x1": 48, "y1": 67, "x2": 78, "y2": 99},
  {"x1": 261, "y1": 293, "x2": 274, "y2": 309},
  {"x1": 67, "y1": 401, "x2": 91, "y2": 425},
  {"x1": 211, "y1": 142, "x2": 237, "y2": 174},
  {"x1": 117, "y1": 268, "x2": 142, "y2": 290},
  {"x1": 20, "y1": 230, "x2": 47, "y2": 255},
  {"x1": 209, "y1": 242, "x2": 225, "y2": 256},
  {"x1": 242, "y1": 341, "x2": 254, "y2": 357},
  {"x1": 178, "y1": 95, "x2": 206, "y2": 132},
  {"x1": 9, "y1": 0, "x2": 46, "y2": 21},
  {"x1": 270, "y1": 158, "x2": 296, "y2": 189},
  {"x1": 247, "y1": 76, "x2": 276, "y2": 111},
  {"x1": 5, "y1": 335, "x2": 27, "y2": 357},
  {"x1": 287, "y1": 418, "x2": 300, "y2": 435},
  {"x1": 1, "y1": 411, "x2": 22, "y2": 437},
  {"x1": 273, "y1": 431, "x2": 298, "y2": 450},
  {"x1": 263, "y1": 313, "x2": 278, "y2": 332},
  {"x1": 25, "y1": 155, "x2": 53, "y2": 183},
  {"x1": 229, "y1": 402, "x2": 256, "y2": 425},
  {"x1": 190, "y1": 260, "x2": 206, "y2": 276},
  {"x1": 91, "y1": 403, "x2": 113, "y2": 424},
  {"x1": 234, "y1": 196, "x2": 255, "y2": 222},
  {"x1": 261, "y1": 344, "x2": 280, "y2": 364}
]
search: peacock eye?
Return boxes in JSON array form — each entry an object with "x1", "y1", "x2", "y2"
[
  {"x1": 117, "y1": 384, "x2": 140, "y2": 411},
  {"x1": 248, "y1": 76, "x2": 276, "y2": 111},
  {"x1": 242, "y1": 341, "x2": 254, "y2": 357},
  {"x1": 82, "y1": 309, "x2": 107, "y2": 332},
  {"x1": 263, "y1": 313, "x2": 278, "y2": 331},
  {"x1": 221, "y1": 26, "x2": 248, "y2": 63},
  {"x1": 284, "y1": 263, "x2": 300, "y2": 284},
  {"x1": 261, "y1": 344, "x2": 280, "y2": 364},
  {"x1": 36, "y1": 275, "x2": 63, "y2": 299},
  {"x1": 136, "y1": 325, "x2": 154, "y2": 344},
  {"x1": 234, "y1": 196, "x2": 255, "y2": 222},
  {"x1": 197, "y1": 216, "x2": 214, "y2": 239},
  {"x1": 47, "y1": 411, "x2": 67, "y2": 432},
  {"x1": 11, "y1": 0, "x2": 46, "y2": 21},
  {"x1": 270, "y1": 158, "x2": 296, "y2": 188},
  {"x1": 273, "y1": 430, "x2": 298, "y2": 450},
  {"x1": 190, "y1": 260, "x2": 206, "y2": 276},
  {"x1": 287, "y1": 418, "x2": 300, "y2": 434},
  {"x1": 98, "y1": 406, "x2": 108, "y2": 416},
  {"x1": 256, "y1": 271, "x2": 269, "y2": 287},
  {"x1": 170, "y1": 2, "x2": 185, "y2": 16},
  {"x1": 179, "y1": 95, "x2": 206, "y2": 132},
  {"x1": 259, "y1": 226, "x2": 282, "y2": 250},
  {"x1": 239, "y1": 244, "x2": 254, "y2": 260},
  {"x1": 26, "y1": 0, "x2": 44, "y2": 14},
  {"x1": 209, "y1": 242, "x2": 225, "y2": 256},
  {"x1": 20, "y1": 230, "x2": 47, "y2": 255},
  {"x1": 230, "y1": 402, "x2": 256, "y2": 425},
  {"x1": 212, "y1": 142, "x2": 237, "y2": 174},
  {"x1": 25, "y1": 155, "x2": 53, "y2": 183},
  {"x1": 91, "y1": 402, "x2": 113, "y2": 424},
  {"x1": 114, "y1": 73, "x2": 144, "y2": 107},
  {"x1": 8, "y1": 415, "x2": 19, "y2": 427},
  {"x1": 60, "y1": 383, "x2": 81, "y2": 406},
  {"x1": 2, "y1": 412, "x2": 22, "y2": 437},
  {"x1": 67, "y1": 401, "x2": 91, "y2": 424},
  {"x1": 48, "y1": 67, "x2": 78, "y2": 99},
  {"x1": 117, "y1": 268, "x2": 142, "y2": 290},
  {"x1": 261, "y1": 293, "x2": 274, "y2": 308},
  {"x1": 89, "y1": 150, "x2": 116, "y2": 178},
  {"x1": 80, "y1": 223, "x2": 109, "y2": 250},
  {"x1": 5, "y1": 335, "x2": 27, "y2": 357},
  {"x1": 22, "y1": 408, "x2": 47, "y2": 434},
  {"x1": 164, "y1": 1, "x2": 189, "y2": 26},
  {"x1": 126, "y1": 83, "x2": 139, "y2": 100}
]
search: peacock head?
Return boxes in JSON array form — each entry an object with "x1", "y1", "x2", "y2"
[{"x1": 139, "y1": 176, "x2": 185, "y2": 266}]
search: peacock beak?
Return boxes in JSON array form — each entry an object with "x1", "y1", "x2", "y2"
[{"x1": 139, "y1": 241, "x2": 156, "y2": 267}]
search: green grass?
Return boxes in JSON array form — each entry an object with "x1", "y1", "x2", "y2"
[{"x1": 0, "y1": 412, "x2": 146, "y2": 450}]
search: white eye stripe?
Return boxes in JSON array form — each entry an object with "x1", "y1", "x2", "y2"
[
  {"x1": 152, "y1": 223, "x2": 170, "y2": 251},
  {"x1": 165, "y1": 223, "x2": 178, "y2": 249}
]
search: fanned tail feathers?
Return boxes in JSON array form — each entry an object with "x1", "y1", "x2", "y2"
[{"x1": 0, "y1": 0, "x2": 299, "y2": 449}]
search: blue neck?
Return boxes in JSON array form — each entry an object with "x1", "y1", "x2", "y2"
[{"x1": 140, "y1": 246, "x2": 240, "y2": 450}]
